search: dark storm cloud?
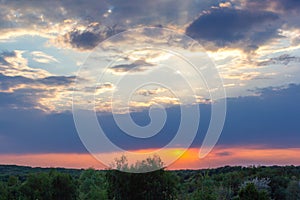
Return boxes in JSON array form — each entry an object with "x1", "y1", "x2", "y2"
[
  {"x1": 1, "y1": 83, "x2": 299, "y2": 154},
  {"x1": 186, "y1": 8, "x2": 281, "y2": 50}
]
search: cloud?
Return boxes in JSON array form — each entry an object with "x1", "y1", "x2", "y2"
[
  {"x1": 215, "y1": 151, "x2": 232, "y2": 157},
  {"x1": 186, "y1": 7, "x2": 281, "y2": 50},
  {"x1": 136, "y1": 88, "x2": 167, "y2": 96},
  {"x1": 59, "y1": 25, "x2": 104, "y2": 50},
  {"x1": 0, "y1": 50, "x2": 75, "y2": 111},
  {"x1": 68, "y1": 29, "x2": 102, "y2": 50},
  {"x1": 0, "y1": 50, "x2": 50, "y2": 79},
  {"x1": 53, "y1": 22, "x2": 125, "y2": 50},
  {"x1": 129, "y1": 96, "x2": 180, "y2": 110},
  {"x1": 222, "y1": 71, "x2": 261, "y2": 81},
  {"x1": 0, "y1": 73, "x2": 75, "y2": 111},
  {"x1": 241, "y1": 0, "x2": 300, "y2": 13},
  {"x1": 2, "y1": 0, "x2": 299, "y2": 53},
  {"x1": 1, "y1": 83, "x2": 299, "y2": 154},
  {"x1": 31, "y1": 51, "x2": 59, "y2": 63},
  {"x1": 110, "y1": 60, "x2": 154, "y2": 74},
  {"x1": 238, "y1": 0, "x2": 300, "y2": 30},
  {"x1": 0, "y1": 90, "x2": 39, "y2": 109},
  {"x1": 217, "y1": 84, "x2": 300, "y2": 148},
  {"x1": 0, "y1": 0, "x2": 222, "y2": 44},
  {"x1": 0, "y1": 51, "x2": 16, "y2": 65},
  {"x1": 219, "y1": 2, "x2": 232, "y2": 8},
  {"x1": 104, "y1": 83, "x2": 300, "y2": 150},
  {"x1": 257, "y1": 54, "x2": 300, "y2": 66},
  {"x1": 94, "y1": 82, "x2": 115, "y2": 95},
  {"x1": 38, "y1": 76, "x2": 75, "y2": 86},
  {"x1": 0, "y1": 108, "x2": 86, "y2": 154}
]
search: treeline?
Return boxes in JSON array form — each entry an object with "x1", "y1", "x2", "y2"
[{"x1": 0, "y1": 160, "x2": 300, "y2": 199}]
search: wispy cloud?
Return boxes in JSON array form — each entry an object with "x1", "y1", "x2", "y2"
[
  {"x1": 257, "y1": 54, "x2": 300, "y2": 66},
  {"x1": 31, "y1": 51, "x2": 59, "y2": 63}
]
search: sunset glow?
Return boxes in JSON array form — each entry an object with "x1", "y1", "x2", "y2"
[{"x1": 1, "y1": 147, "x2": 300, "y2": 170}]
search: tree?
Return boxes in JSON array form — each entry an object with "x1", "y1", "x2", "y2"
[
  {"x1": 192, "y1": 173, "x2": 218, "y2": 200},
  {"x1": 20, "y1": 173, "x2": 51, "y2": 200},
  {"x1": 0, "y1": 181, "x2": 8, "y2": 200},
  {"x1": 286, "y1": 180, "x2": 300, "y2": 200},
  {"x1": 106, "y1": 155, "x2": 178, "y2": 200},
  {"x1": 50, "y1": 172, "x2": 77, "y2": 200},
  {"x1": 78, "y1": 168, "x2": 108, "y2": 200},
  {"x1": 7, "y1": 175, "x2": 20, "y2": 200},
  {"x1": 238, "y1": 182, "x2": 271, "y2": 200},
  {"x1": 239, "y1": 183, "x2": 260, "y2": 200}
]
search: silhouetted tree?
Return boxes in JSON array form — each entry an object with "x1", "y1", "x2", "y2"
[{"x1": 106, "y1": 155, "x2": 178, "y2": 200}]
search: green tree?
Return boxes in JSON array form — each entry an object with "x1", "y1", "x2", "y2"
[
  {"x1": 20, "y1": 173, "x2": 51, "y2": 200},
  {"x1": 78, "y1": 168, "x2": 107, "y2": 200},
  {"x1": 0, "y1": 181, "x2": 8, "y2": 200},
  {"x1": 238, "y1": 182, "x2": 270, "y2": 200},
  {"x1": 269, "y1": 175, "x2": 289, "y2": 200},
  {"x1": 239, "y1": 183, "x2": 260, "y2": 200},
  {"x1": 7, "y1": 175, "x2": 20, "y2": 200},
  {"x1": 286, "y1": 180, "x2": 300, "y2": 200},
  {"x1": 193, "y1": 174, "x2": 218, "y2": 200},
  {"x1": 217, "y1": 185, "x2": 234, "y2": 200},
  {"x1": 50, "y1": 172, "x2": 77, "y2": 200}
]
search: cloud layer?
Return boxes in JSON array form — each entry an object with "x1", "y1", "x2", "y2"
[{"x1": 0, "y1": 84, "x2": 299, "y2": 154}]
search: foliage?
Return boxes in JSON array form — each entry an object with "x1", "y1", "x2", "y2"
[
  {"x1": 238, "y1": 182, "x2": 271, "y2": 200},
  {"x1": 51, "y1": 172, "x2": 77, "y2": 200},
  {"x1": 20, "y1": 172, "x2": 51, "y2": 200},
  {"x1": 106, "y1": 155, "x2": 178, "y2": 200},
  {"x1": 0, "y1": 164, "x2": 299, "y2": 200},
  {"x1": 286, "y1": 179, "x2": 300, "y2": 200},
  {"x1": 78, "y1": 168, "x2": 107, "y2": 200}
]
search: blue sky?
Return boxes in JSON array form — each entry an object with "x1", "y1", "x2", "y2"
[{"x1": 0, "y1": 0, "x2": 300, "y2": 168}]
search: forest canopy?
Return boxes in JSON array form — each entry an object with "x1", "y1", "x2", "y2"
[{"x1": 0, "y1": 157, "x2": 300, "y2": 200}]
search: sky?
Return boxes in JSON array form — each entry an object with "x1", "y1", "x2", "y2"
[{"x1": 0, "y1": 0, "x2": 300, "y2": 170}]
